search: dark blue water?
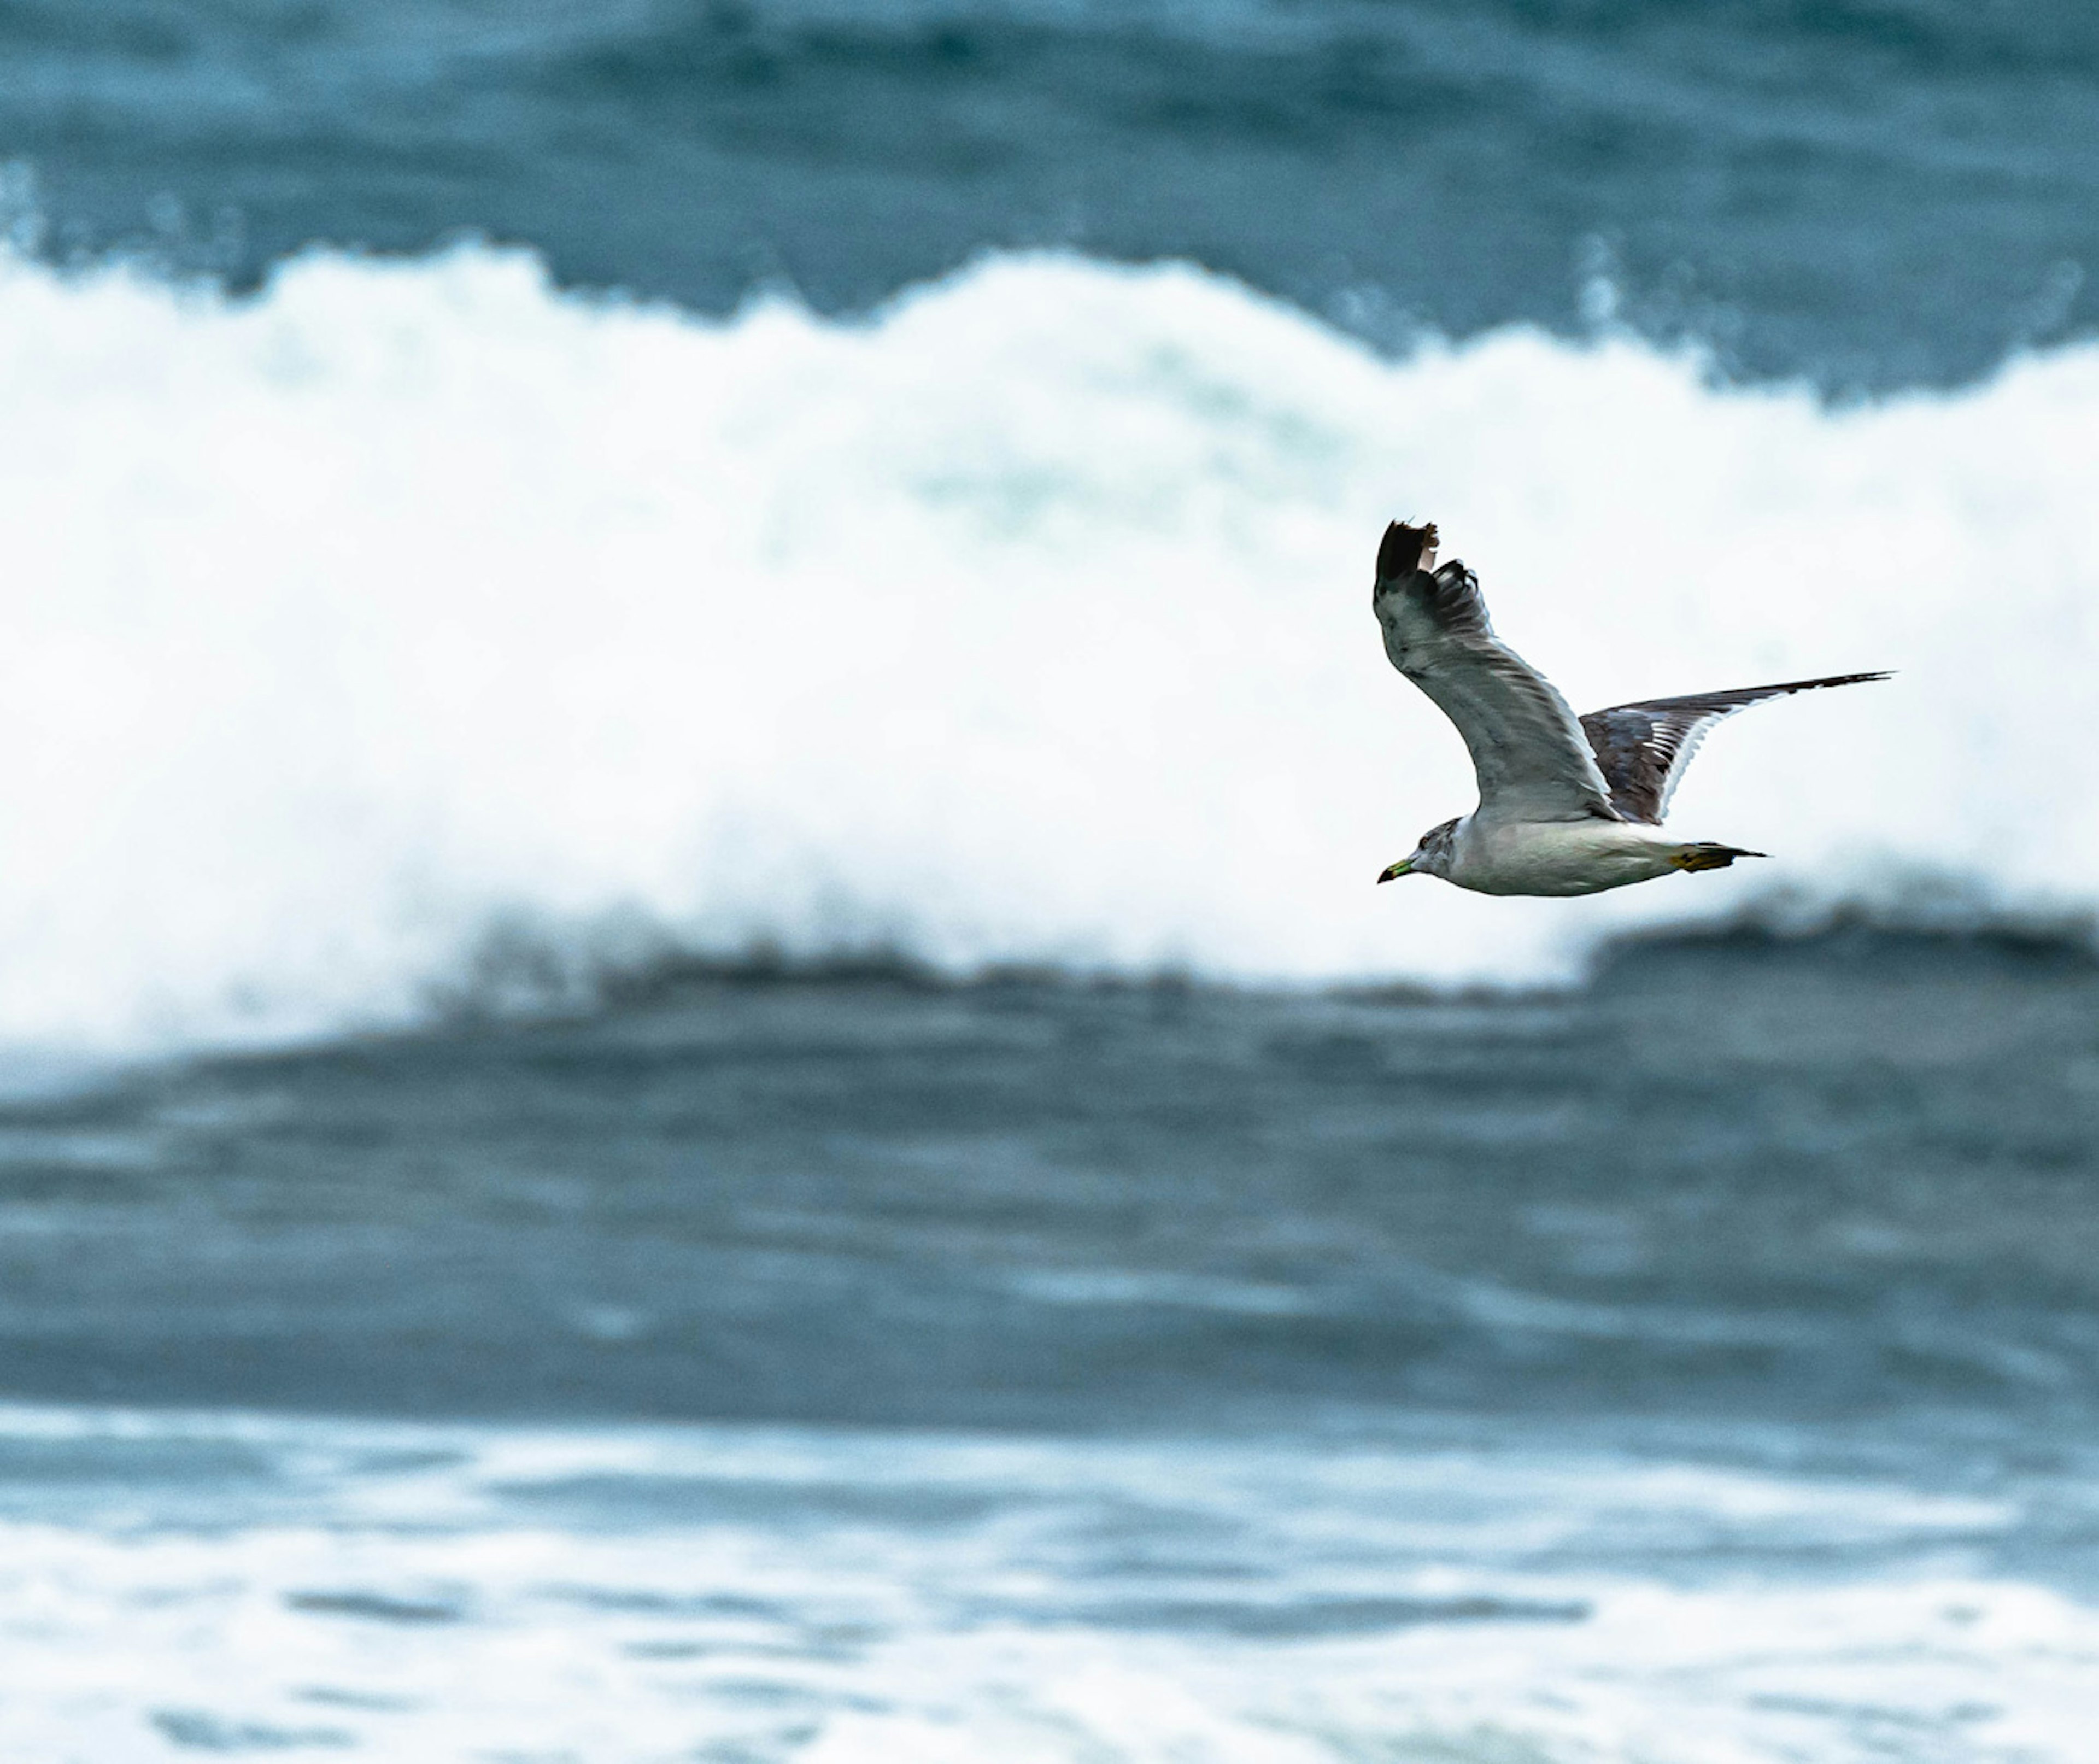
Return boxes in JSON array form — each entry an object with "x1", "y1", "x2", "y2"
[
  {"x1": 5, "y1": 933, "x2": 2099, "y2": 1754},
  {"x1": 5, "y1": 0, "x2": 2096, "y2": 388},
  {"x1": 5, "y1": 929, "x2": 2096, "y2": 1435}
]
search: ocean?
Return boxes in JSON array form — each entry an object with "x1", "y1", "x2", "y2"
[{"x1": 2, "y1": 3, "x2": 2097, "y2": 1758}]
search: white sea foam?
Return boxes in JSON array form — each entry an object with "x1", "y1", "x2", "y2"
[
  {"x1": 1, "y1": 241, "x2": 2094, "y2": 1048},
  {"x1": 0, "y1": 1404, "x2": 2092, "y2": 1764}
]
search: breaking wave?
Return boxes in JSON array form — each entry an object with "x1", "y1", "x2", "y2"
[{"x1": 1, "y1": 241, "x2": 2094, "y2": 1048}]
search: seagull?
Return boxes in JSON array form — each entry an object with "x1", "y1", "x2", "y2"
[{"x1": 1372, "y1": 520, "x2": 1887, "y2": 895}]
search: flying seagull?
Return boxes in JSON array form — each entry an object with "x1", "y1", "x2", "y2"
[{"x1": 1372, "y1": 520, "x2": 1887, "y2": 895}]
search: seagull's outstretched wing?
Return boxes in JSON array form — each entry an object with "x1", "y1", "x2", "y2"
[
  {"x1": 1373, "y1": 521, "x2": 1617, "y2": 824},
  {"x1": 1579, "y1": 674, "x2": 1892, "y2": 825}
]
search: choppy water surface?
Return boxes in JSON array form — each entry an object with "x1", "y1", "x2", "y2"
[
  {"x1": 3, "y1": 4, "x2": 2097, "y2": 1757},
  {"x1": 8, "y1": 933, "x2": 2099, "y2": 1431},
  {"x1": 8, "y1": 1404, "x2": 2096, "y2": 1761},
  {"x1": 5, "y1": 935, "x2": 2099, "y2": 1757},
  {"x1": 5, "y1": 0, "x2": 2096, "y2": 386}
]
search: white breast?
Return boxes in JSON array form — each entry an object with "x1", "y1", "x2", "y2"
[{"x1": 1449, "y1": 818, "x2": 1682, "y2": 896}]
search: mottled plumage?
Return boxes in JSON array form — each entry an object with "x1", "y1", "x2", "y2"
[{"x1": 1370, "y1": 520, "x2": 1889, "y2": 896}]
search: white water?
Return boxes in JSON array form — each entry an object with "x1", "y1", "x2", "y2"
[
  {"x1": 1, "y1": 241, "x2": 2093, "y2": 1048},
  {"x1": 4, "y1": 1403, "x2": 2095, "y2": 1764}
]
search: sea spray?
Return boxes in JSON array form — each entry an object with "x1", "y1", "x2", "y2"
[{"x1": 0, "y1": 242, "x2": 2092, "y2": 1048}]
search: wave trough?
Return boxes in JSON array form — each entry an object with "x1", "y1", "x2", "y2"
[{"x1": 1, "y1": 242, "x2": 2094, "y2": 1049}]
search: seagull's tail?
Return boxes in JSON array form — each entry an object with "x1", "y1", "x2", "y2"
[{"x1": 1669, "y1": 843, "x2": 1767, "y2": 873}]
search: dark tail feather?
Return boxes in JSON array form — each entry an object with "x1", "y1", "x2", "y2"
[{"x1": 1670, "y1": 843, "x2": 1768, "y2": 873}]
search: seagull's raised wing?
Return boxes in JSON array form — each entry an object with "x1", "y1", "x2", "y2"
[
  {"x1": 1579, "y1": 674, "x2": 1892, "y2": 825},
  {"x1": 1373, "y1": 521, "x2": 1617, "y2": 825}
]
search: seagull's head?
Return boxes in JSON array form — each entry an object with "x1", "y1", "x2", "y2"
[{"x1": 1379, "y1": 817, "x2": 1459, "y2": 884}]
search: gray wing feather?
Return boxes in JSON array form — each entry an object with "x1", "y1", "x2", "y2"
[
  {"x1": 1580, "y1": 673, "x2": 1892, "y2": 825},
  {"x1": 1373, "y1": 523, "x2": 1618, "y2": 825}
]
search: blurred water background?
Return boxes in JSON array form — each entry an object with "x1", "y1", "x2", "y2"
[{"x1": 2, "y1": 3, "x2": 2097, "y2": 1757}]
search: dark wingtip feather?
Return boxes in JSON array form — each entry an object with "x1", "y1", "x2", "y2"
[
  {"x1": 1376, "y1": 520, "x2": 1438, "y2": 582},
  {"x1": 1807, "y1": 671, "x2": 1895, "y2": 688},
  {"x1": 1753, "y1": 670, "x2": 1896, "y2": 699}
]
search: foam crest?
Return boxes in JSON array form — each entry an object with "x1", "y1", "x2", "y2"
[{"x1": 0, "y1": 242, "x2": 2092, "y2": 1047}]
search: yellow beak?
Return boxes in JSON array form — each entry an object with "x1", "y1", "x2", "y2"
[{"x1": 1377, "y1": 859, "x2": 1414, "y2": 883}]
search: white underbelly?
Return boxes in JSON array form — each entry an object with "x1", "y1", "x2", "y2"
[{"x1": 1453, "y1": 819, "x2": 1680, "y2": 897}]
